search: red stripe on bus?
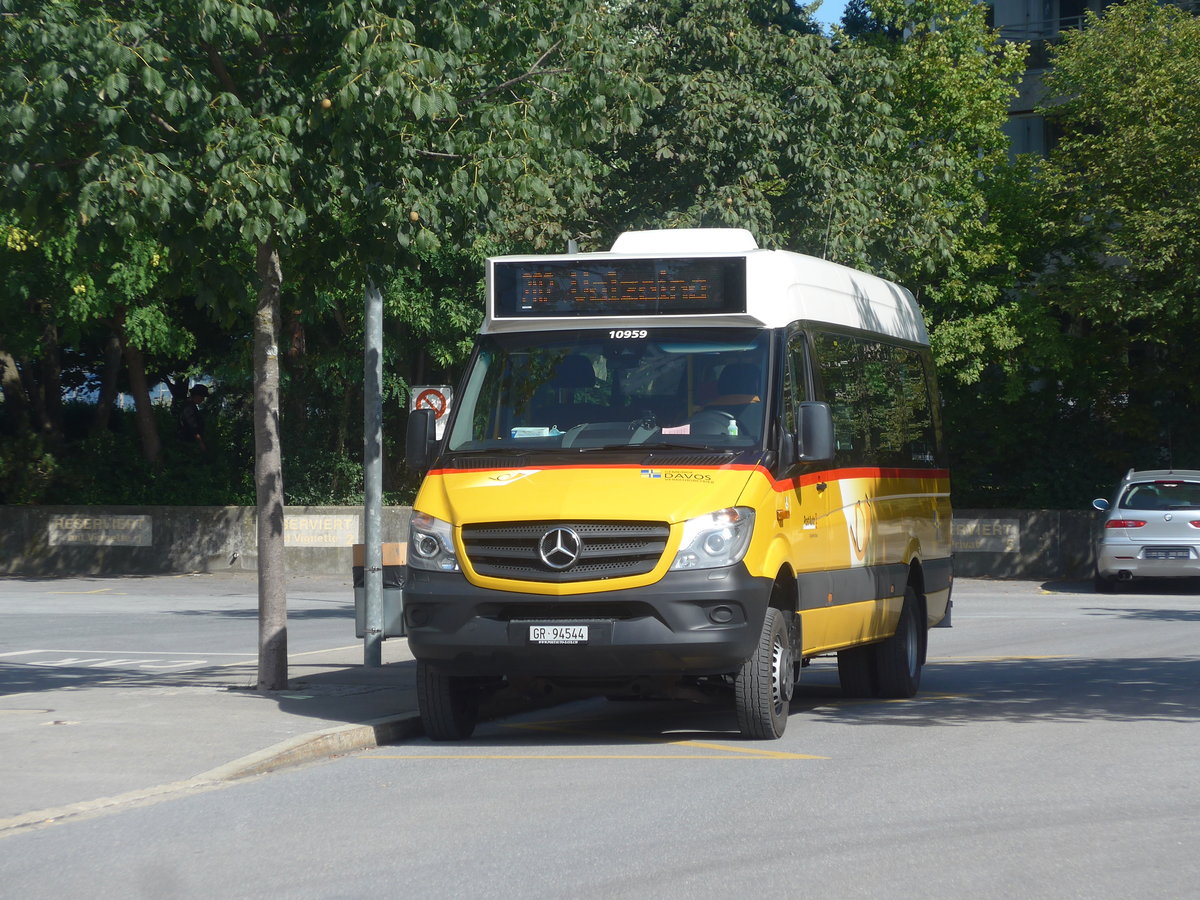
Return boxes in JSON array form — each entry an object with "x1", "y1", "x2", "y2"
[
  {"x1": 428, "y1": 461, "x2": 948, "y2": 487},
  {"x1": 769, "y1": 466, "x2": 950, "y2": 492}
]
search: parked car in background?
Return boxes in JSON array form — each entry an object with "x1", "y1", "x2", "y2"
[{"x1": 1092, "y1": 469, "x2": 1200, "y2": 592}]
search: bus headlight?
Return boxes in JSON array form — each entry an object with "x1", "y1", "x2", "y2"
[
  {"x1": 408, "y1": 512, "x2": 459, "y2": 572},
  {"x1": 671, "y1": 507, "x2": 755, "y2": 570}
]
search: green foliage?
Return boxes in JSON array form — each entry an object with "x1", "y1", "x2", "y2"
[
  {"x1": 603, "y1": 0, "x2": 1024, "y2": 303},
  {"x1": 1041, "y1": 0, "x2": 1200, "y2": 327},
  {"x1": 1, "y1": 0, "x2": 653, "y2": 508},
  {"x1": 3, "y1": 0, "x2": 1194, "y2": 513},
  {"x1": 1, "y1": 398, "x2": 389, "y2": 507},
  {"x1": 0, "y1": 430, "x2": 59, "y2": 504}
]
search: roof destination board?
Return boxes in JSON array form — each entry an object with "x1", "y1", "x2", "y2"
[{"x1": 491, "y1": 256, "x2": 747, "y2": 318}]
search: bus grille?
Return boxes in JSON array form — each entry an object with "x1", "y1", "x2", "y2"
[{"x1": 462, "y1": 521, "x2": 670, "y2": 583}]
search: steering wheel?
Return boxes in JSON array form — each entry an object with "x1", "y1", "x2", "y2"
[{"x1": 688, "y1": 409, "x2": 738, "y2": 436}]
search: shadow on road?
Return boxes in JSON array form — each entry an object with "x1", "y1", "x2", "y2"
[
  {"x1": 1040, "y1": 578, "x2": 1200, "y2": 596},
  {"x1": 809, "y1": 655, "x2": 1200, "y2": 727}
]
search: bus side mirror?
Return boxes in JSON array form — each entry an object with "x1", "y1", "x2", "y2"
[
  {"x1": 406, "y1": 408, "x2": 438, "y2": 472},
  {"x1": 797, "y1": 401, "x2": 834, "y2": 464}
]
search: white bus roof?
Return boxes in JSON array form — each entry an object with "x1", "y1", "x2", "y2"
[{"x1": 484, "y1": 228, "x2": 930, "y2": 345}]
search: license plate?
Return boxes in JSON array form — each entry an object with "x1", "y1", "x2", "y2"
[
  {"x1": 529, "y1": 624, "x2": 588, "y2": 644},
  {"x1": 1145, "y1": 548, "x2": 1190, "y2": 560}
]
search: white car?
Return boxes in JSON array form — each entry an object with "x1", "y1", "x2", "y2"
[{"x1": 1092, "y1": 469, "x2": 1200, "y2": 592}]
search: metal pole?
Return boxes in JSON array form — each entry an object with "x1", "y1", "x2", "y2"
[{"x1": 363, "y1": 275, "x2": 384, "y2": 667}]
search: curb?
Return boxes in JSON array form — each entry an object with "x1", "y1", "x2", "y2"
[
  {"x1": 197, "y1": 713, "x2": 424, "y2": 781},
  {"x1": 0, "y1": 714, "x2": 423, "y2": 839}
]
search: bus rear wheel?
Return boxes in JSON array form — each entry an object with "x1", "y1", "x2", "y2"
[
  {"x1": 417, "y1": 660, "x2": 480, "y2": 741},
  {"x1": 734, "y1": 607, "x2": 793, "y2": 739},
  {"x1": 874, "y1": 586, "x2": 923, "y2": 699}
]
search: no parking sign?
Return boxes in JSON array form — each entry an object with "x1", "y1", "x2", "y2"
[{"x1": 409, "y1": 385, "x2": 454, "y2": 439}]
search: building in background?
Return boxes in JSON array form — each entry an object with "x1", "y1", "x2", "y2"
[{"x1": 992, "y1": 0, "x2": 1198, "y2": 156}]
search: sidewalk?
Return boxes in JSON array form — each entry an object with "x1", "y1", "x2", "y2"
[{"x1": 0, "y1": 578, "x2": 427, "y2": 834}]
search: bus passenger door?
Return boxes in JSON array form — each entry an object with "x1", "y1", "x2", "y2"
[{"x1": 782, "y1": 332, "x2": 832, "y2": 652}]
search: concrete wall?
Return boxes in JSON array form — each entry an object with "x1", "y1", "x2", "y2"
[
  {"x1": 0, "y1": 505, "x2": 1097, "y2": 580},
  {"x1": 952, "y1": 509, "x2": 1096, "y2": 580},
  {"x1": 0, "y1": 506, "x2": 412, "y2": 577}
]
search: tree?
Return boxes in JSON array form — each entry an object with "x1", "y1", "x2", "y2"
[
  {"x1": 0, "y1": 211, "x2": 189, "y2": 467},
  {"x1": 601, "y1": 0, "x2": 1024, "y2": 303},
  {"x1": 1, "y1": 0, "x2": 650, "y2": 688},
  {"x1": 1041, "y1": 0, "x2": 1200, "y2": 327},
  {"x1": 836, "y1": 0, "x2": 1029, "y2": 386},
  {"x1": 1024, "y1": 0, "x2": 1200, "y2": 475}
]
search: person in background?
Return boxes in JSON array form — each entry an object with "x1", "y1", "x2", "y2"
[{"x1": 178, "y1": 384, "x2": 209, "y2": 452}]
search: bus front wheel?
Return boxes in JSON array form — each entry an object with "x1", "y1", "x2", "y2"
[
  {"x1": 416, "y1": 660, "x2": 480, "y2": 741},
  {"x1": 734, "y1": 607, "x2": 793, "y2": 739}
]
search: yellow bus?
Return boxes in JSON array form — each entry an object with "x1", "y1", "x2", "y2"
[{"x1": 404, "y1": 228, "x2": 953, "y2": 740}]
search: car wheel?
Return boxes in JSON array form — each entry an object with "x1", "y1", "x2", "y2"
[
  {"x1": 734, "y1": 607, "x2": 792, "y2": 739},
  {"x1": 874, "y1": 586, "x2": 923, "y2": 699},
  {"x1": 1093, "y1": 572, "x2": 1117, "y2": 594},
  {"x1": 417, "y1": 660, "x2": 480, "y2": 741}
]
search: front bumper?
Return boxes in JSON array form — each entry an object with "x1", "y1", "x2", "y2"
[{"x1": 403, "y1": 564, "x2": 774, "y2": 679}]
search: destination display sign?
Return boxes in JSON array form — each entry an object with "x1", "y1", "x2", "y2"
[{"x1": 491, "y1": 257, "x2": 747, "y2": 317}]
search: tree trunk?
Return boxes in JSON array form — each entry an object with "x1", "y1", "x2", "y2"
[
  {"x1": 34, "y1": 302, "x2": 65, "y2": 449},
  {"x1": 282, "y1": 306, "x2": 307, "y2": 431},
  {"x1": 331, "y1": 379, "x2": 351, "y2": 496},
  {"x1": 0, "y1": 348, "x2": 31, "y2": 433},
  {"x1": 123, "y1": 341, "x2": 162, "y2": 466},
  {"x1": 161, "y1": 373, "x2": 190, "y2": 407},
  {"x1": 17, "y1": 354, "x2": 45, "y2": 433},
  {"x1": 254, "y1": 239, "x2": 288, "y2": 691},
  {"x1": 91, "y1": 328, "x2": 124, "y2": 435}
]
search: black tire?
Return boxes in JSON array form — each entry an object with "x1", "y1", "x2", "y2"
[
  {"x1": 1093, "y1": 572, "x2": 1117, "y2": 594},
  {"x1": 837, "y1": 645, "x2": 877, "y2": 697},
  {"x1": 734, "y1": 607, "x2": 793, "y2": 739},
  {"x1": 416, "y1": 660, "x2": 479, "y2": 741},
  {"x1": 874, "y1": 586, "x2": 923, "y2": 699}
]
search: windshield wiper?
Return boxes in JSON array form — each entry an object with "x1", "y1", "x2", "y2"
[
  {"x1": 576, "y1": 442, "x2": 734, "y2": 453},
  {"x1": 449, "y1": 446, "x2": 538, "y2": 456}
]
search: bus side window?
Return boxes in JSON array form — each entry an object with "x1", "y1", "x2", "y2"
[
  {"x1": 871, "y1": 345, "x2": 934, "y2": 467},
  {"x1": 812, "y1": 332, "x2": 865, "y2": 466},
  {"x1": 783, "y1": 334, "x2": 807, "y2": 435},
  {"x1": 812, "y1": 332, "x2": 938, "y2": 470}
]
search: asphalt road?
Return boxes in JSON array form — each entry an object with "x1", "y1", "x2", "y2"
[
  {"x1": 3, "y1": 577, "x2": 1199, "y2": 898},
  {"x1": 0, "y1": 573, "x2": 356, "y2": 664}
]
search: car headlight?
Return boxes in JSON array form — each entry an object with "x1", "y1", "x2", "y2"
[
  {"x1": 408, "y1": 512, "x2": 459, "y2": 572},
  {"x1": 671, "y1": 507, "x2": 755, "y2": 570}
]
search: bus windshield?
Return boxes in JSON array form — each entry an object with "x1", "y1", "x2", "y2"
[{"x1": 445, "y1": 328, "x2": 771, "y2": 452}]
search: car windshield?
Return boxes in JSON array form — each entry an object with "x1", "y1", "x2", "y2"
[
  {"x1": 1118, "y1": 480, "x2": 1200, "y2": 510},
  {"x1": 444, "y1": 328, "x2": 770, "y2": 452}
]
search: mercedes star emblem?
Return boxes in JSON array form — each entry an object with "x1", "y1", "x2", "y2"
[{"x1": 539, "y1": 527, "x2": 582, "y2": 570}]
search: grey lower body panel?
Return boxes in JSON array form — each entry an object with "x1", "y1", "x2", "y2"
[
  {"x1": 795, "y1": 556, "x2": 953, "y2": 610},
  {"x1": 404, "y1": 564, "x2": 774, "y2": 680}
]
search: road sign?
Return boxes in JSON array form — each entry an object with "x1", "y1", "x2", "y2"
[{"x1": 410, "y1": 385, "x2": 454, "y2": 439}]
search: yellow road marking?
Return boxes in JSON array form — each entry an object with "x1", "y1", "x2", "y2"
[
  {"x1": 48, "y1": 589, "x2": 116, "y2": 595},
  {"x1": 365, "y1": 716, "x2": 828, "y2": 760},
  {"x1": 367, "y1": 753, "x2": 818, "y2": 760},
  {"x1": 655, "y1": 739, "x2": 822, "y2": 759},
  {"x1": 930, "y1": 655, "x2": 1069, "y2": 662},
  {"x1": 880, "y1": 693, "x2": 967, "y2": 704}
]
